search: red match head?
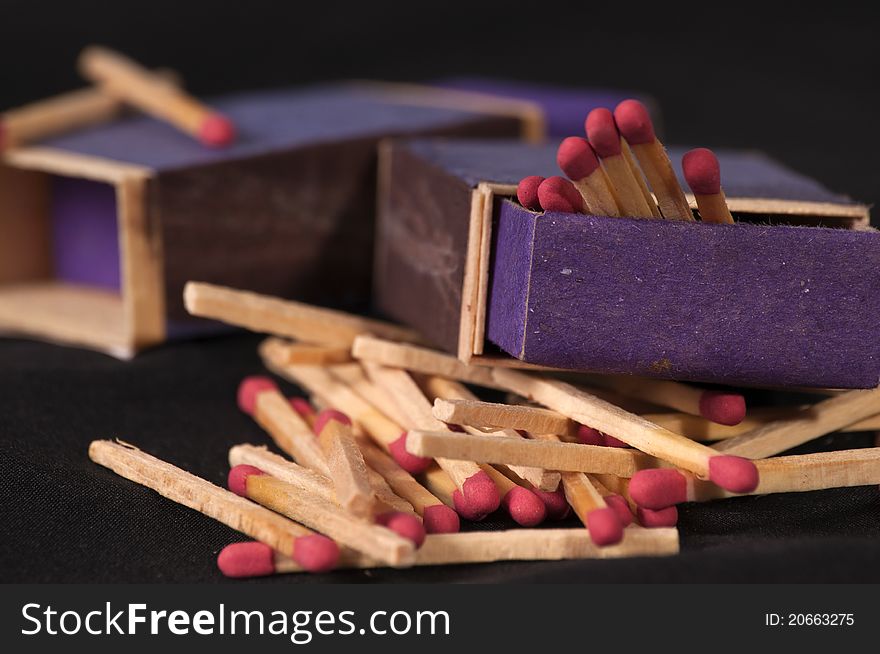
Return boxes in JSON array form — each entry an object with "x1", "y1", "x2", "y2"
[
  {"x1": 600, "y1": 433, "x2": 629, "y2": 448},
  {"x1": 217, "y1": 542, "x2": 276, "y2": 578},
  {"x1": 291, "y1": 534, "x2": 339, "y2": 573},
  {"x1": 537, "y1": 176, "x2": 584, "y2": 214},
  {"x1": 532, "y1": 487, "x2": 571, "y2": 521},
  {"x1": 376, "y1": 511, "x2": 426, "y2": 548},
  {"x1": 422, "y1": 503, "x2": 460, "y2": 534},
  {"x1": 682, "y1": 148, "x2": 722, "y2": 195},
  {"x1": 628, "y1": 468, "x2": 687, "y2": 509},
  {"x1": 614, "y1": 99, "x2": 656, "y2": 145},
  {"x1": 461, "y1": 470, "x2": 501, "y2": 517},
  {"x1": 637, "y1": 505, "x2": 679, "y2": 528},
  {"x1": 586, "y1": 507, "x2": 624, "y2": 546},
  {"x1": 228, "y1": 464, "x2": 265, "y2": 497},
  {"x1": 502, "y1": 486, "x2": 547, "y2": 527},
  {"x1": 557, "y1": 136, "x2": 600, "y2": 180},
  {"x1": 708, "y1": 455, "x2": 759, "y2": 494},
  {"x1": 388, "y1": 432, "x2": 432, "y2": 474},
  {"x1": 698, "y1": 390, "x2": 746, "y2": 426},
  {"x1": 603, "y1": 494, "x2": 634, "y2": 527},
  {"x1": 313, "y1": 408, "x2": 351, "y2": 435},
  {"x1": 585, "y1": 108, "x2": 622, "y2": 158},
  {"x1": 237, "y1": 375, "x2": 278, "y2": 415},
  {"x1": 289, "y1": 397, "x2": 315, "y2": 419},
  {"x1": 452, "y1": 489, "x2": 490, "y2": 521},
  {"x1": 198, "y1": 113, "x2": 236, "y2": 147},
  {"x1": 576, "y1": 425, "x2": 604, "y2": 446},
  {"x1": 517, "y1": 175, "x2": 545, "y2": 211}
]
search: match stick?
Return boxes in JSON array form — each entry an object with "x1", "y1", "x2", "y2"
[
  {"x1": 228, "y1": 465, "x2": 416, "y2": 566},
  {"x1": 715, "y1": 386, "x2": 880, "y2": 459},
  {"x1": 217, "y1": 527, "x2": 680, "y2": 576},
  {"x1": 517, "y1": 175, "x2": 545, "y2": 211},
  {"x1": 682, "y1": 148, "x2": 735, "y2": 224},
  {"x1": 629, "y1": 448, "x2": 880, "y2": 509},
  {"x1": 312, "y1": 409, "x2": 378, "y2": 519},
  {"x1": 621, "y1": 139, "x2": 663, "y2": 217},
  {"x1": 588, "y1": 476, "x2": 635, "y2": 528},
  {"x1": 362, "y1": 363, "x2": 502, "y2": 519},
  {"x1": 281, "y1": 343, "x2": 353, "y2": 365},
  {"x1": 424, "y1": 377, "x2": 561, "y2": 491},
  {"x1": 556, "y1": 137, "x2": 620, "y2": 216},
  {"x1": 186, "y1": 282, "x2": 420, "y2": 347},
  {"x1": 479, "y1": 465, "x2": 546, "y2": 526},
  {"x1": 561, "y1": 471, "x2": 624, "y2": 546},
  {"x1": 592, "y1": 376, "x2": 747, "y2": 426},
  {"x1": 78, "y1": 46, "x2": 235, "y2": 147},
  {"x1": 492, "y1": 369, "x2": 759, "y2": 493},
  {"x1": 406, "y1": 429, "x2": 656, "y2": 476},
  {"x1": 328, "y1": 363, "x2": 412, "y2": 427},
  {"x1": 238, "y1": 376, "x2": 330, "y2": 475},
  {"x1": 433, "y1": 397, "x2": 576, "y2": 439},
  {"x1": 262, "y1": 352, "x2": 433, "y2": 474},
  {"x1": 585, "y1": 108, "x2": 657, "y2": 217},
  {"x1": 614, "y1": 99, "x2": 694, "y2": 221},
  {"x1": 356, "y1": 438, "x2": 460, "y2": 533},
  {"x1": 89, "y1": 440, "x2": 339, "y2": 572},
  {"x1": 537, "y1": 176, "x2": 586, "y2": 213}
]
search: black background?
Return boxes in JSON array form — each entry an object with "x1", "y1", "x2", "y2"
[{"x1": 2, "y1": 2, "x2": 880, "y2": 583}]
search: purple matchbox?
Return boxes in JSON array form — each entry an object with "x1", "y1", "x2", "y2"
[
  {"x1": 375, "y1": 139, "x2": 876, "y2": 389},
  {"x1": 0, "y1": 82, "x2": 542, "y2": 357}
]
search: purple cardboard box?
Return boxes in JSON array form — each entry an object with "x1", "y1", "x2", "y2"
[
  {"x1": 0, "y1": 82, "x2": 541, "y2": 357},
  {"x1": 375, "y1": 139, "x2": 875, "y2": 388}
]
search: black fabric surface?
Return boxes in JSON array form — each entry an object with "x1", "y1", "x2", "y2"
[{"x1": 2, "y1": 333, "x2": 879, "y2": 583}]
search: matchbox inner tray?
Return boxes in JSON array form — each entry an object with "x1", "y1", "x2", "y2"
[
  {"x1": 0, "y1": 82, "x2": 543, "y2": 357},
  {"x1": 374, "y1": 139, "x2": 877, "y2": 388}
]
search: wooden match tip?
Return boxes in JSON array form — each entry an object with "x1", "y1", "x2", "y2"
[
  {"x1": 557, "y1": 136, "x2": 600, "y2": 180},
  {"x1": 628, "y1": 469, "x2": 688, "y2": 509},
  {"x1": 532, "y1": 488, "x2": 571, "y2": 521},
  {"x1": 376, "y1": 511, "x2": 427, "y2": 547},
  {"x1": 517, "y1": 175, "x2": 545, "y2": 211},
  {"x1": 637, "y1": 505, "x2": 679, "y2": 528},
  {"x1": 603, "y1": 494, "x2": 634, "y2": 527},
  {"x1": 313, "y1": 408, "x2": 352, "y2": 435},
  {"x1": 503, "y1": 486, "x2": 546, "y2": 527},
  {"x1": 584, "y1": 107, "x2": 622, "y2": 157},
  {"x1": 586, "y1": 507, "x2": 624, "y2": 546},
  {"x1": 698, "y1": 390, "x2": 746, "y2": 426},
  {"x1": 708, "y1": 455, "x2": 759, "y2": 494},
  {"x1": 613, "y1": 99, "x2": 655, "y2": 145},
  {"x1": 289, "y1": 396, "x2": 315, "y2": 418},
  {"x1": 537, "y1": 176, "x2": 584, "y2": 214},
  {"x1": 217, "y1": 542, "x2": 276, "y2": 578},
  {"x1": 199, "y1": 113, "x2": 236, "y2": 147},
  {"x1": 236, "y1": 376, "x2": 278, "y2": 415},
  {"x1": 228, "y1": 464, "x2": 265, "y2": 497},
  {"x1": 422, "y1": 504, "x2": 460, "y2": 534},
  {"x1": 683, "y1": 148, "x2": 722, "y2": 195},
  {"x1": 291, "y1": 534, "x2": 339, "y2": 572},
  {"x1": 389, "y1": 433, "x2": 432, "y2": 474}
]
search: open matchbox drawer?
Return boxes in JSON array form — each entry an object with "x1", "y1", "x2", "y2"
[
  {"x1": 375, "y1": 139, "x2": 878, "y2": 389},
  {"x1": 0, "y1": 82, "x2": 543, "y2": 357}
]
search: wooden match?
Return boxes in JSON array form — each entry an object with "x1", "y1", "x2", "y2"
[
  {"x1": 614, "y1": 99, "x2": 694, "y2": 221},
  {"x1": 537, "y1": 176, "x2": 587, "y2": 213},
  {"x1": 556, "y1": 137, "x2": 621, "y2": 216},
  {"x1": 78, "y1": 46, "x2": 236, "y2": 147},
  {"x1": 89, "y1": 440, "x2": 339, "y2": 572},
  {"x1": 682, "y1": 148, "x2": 735, "y2": 224}
]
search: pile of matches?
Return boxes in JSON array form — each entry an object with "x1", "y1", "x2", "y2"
[
  {"x1": 88, "y1": 281, "x2": 880, "y2": 577},
  {"x1": 518, "y1": 99, "x2": 733, "y2": 223}
]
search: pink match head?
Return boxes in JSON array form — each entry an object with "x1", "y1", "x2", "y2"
[
  {"x1": 452, "y1": 489, "x2": 490, "y2": 521},
  {"x1": 628, "y1": 468, "x2": 688, "y2": 509},
  {"x1": 313, "y1": 408, "x2": 351, "y2": 435},
  {"x1": 600, "y1": 433, "x2": 629, "y2": 448},
  {"x1": 698, "y1": 390, "x2": 746, "y2": 426},
  {"x1": 682, "y1": 148, "x2": 722, "y2": 195},
  {"x1": 376, "y1": 512, "x2": 426, "y2": 548},
  {"x1": 461, "y1": 470, "x2": 501, "y2": 517},
  {"x1": 614, "y1": 99, "x2": 656, "y2": 145},
  {"x1": 198, "y1": 113, "x2": 236, "y2": 147},
  {"x1": 422, "y1": 504, "x2": 460, "y2": 534},
  {"x1": 604, "y1": 494, "x2": 634, "y2": 527},
  {"x1": 576, "y1": 425, "x2": 604, "y2": 446},
  {"x1": 517, "y1": 175, "x2": 545, "y2": 211},
  {"x1": 537, "y1": 176, "x2": 584, "y2": 214},
  {"x1": 228, "y1": 464, "x2": 265, "y2": 497},
  {"x1": 586, "y1": 507, "x2": 624, "y2": 546},
  {"x1": 708, "y1": 455, "x2": 759, "y2": 494},
  {"x1": 532, "y1": 487, "x2": 571, "y2": 521},
  {"x1": 502, "y1": 486, "x2": 546, "y2": 527},
  {"x1": 585, "y1": 108, "x2": 622, "y2": 157},
  {"x1": 388, "y1": 433, "x2": 432, "y2": 474},
  {"x1": 292, "y1": 534, "x2": 339, "y2": 573},
  {"x1": 289, "y1": 397, "x2": 315, "y2": 419},
  {"x1": 637, "y1": 505, "x2": 679, "y2": 528},
  {"x1": 217, "y1": 542, "x2": 276, "y2": 578},
  {"x1": 237, "y1": 375, "x2": 278, "y2": 415},
  {"x1": 557, "y1": 136, "x2": 600, "y2": 180}
]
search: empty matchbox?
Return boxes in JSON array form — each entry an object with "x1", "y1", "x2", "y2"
[
  {"x1": 375, "y1": 139, "x2": 877, "y2": 389},
  {"x1": 0, "y1": 82, "x2": 542, "y2": 357}
]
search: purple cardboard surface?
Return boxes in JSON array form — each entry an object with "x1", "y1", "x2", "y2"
[
  {"x1": 487, "y1": 200, "x2": 880, "y2": 388},
  {"x1": 50, "y1": 176, "x2": 119, "y2": 290}
]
